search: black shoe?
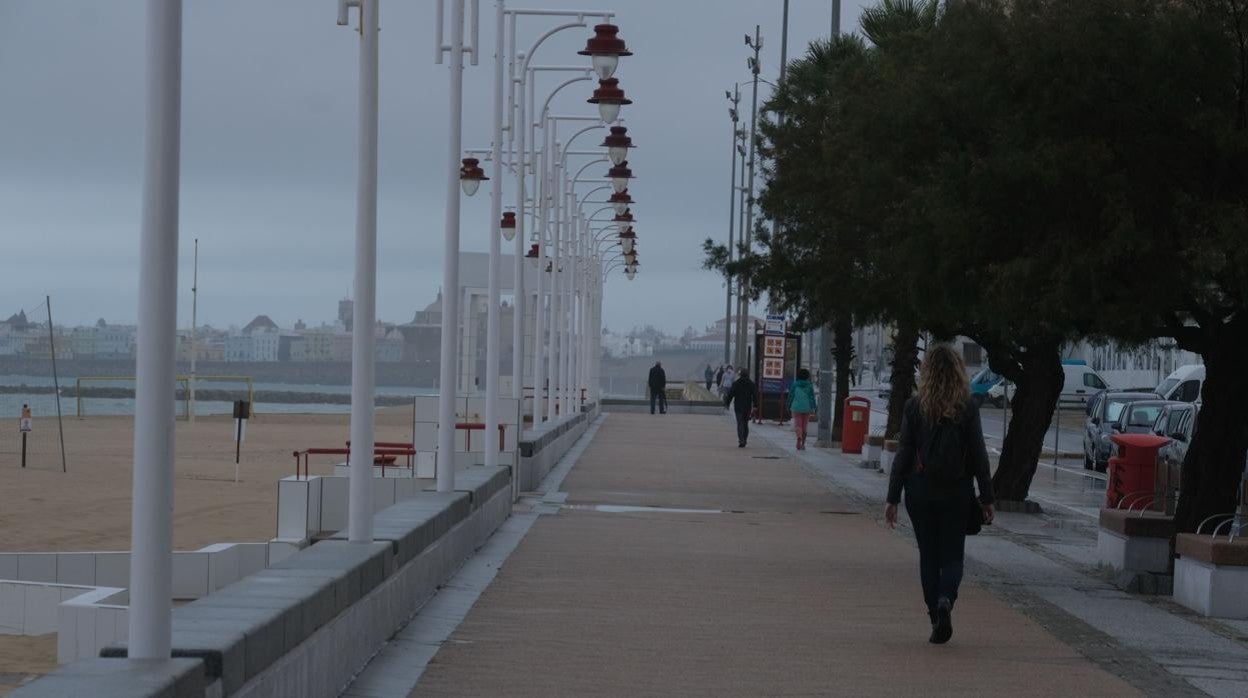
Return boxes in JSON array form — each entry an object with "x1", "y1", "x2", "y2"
[
  {"x1": 931, "y1": 598, "x2": 953, "y2": 644},
  {"x1": 738, "y1": 442, "x2": 746, "y2": 448}
]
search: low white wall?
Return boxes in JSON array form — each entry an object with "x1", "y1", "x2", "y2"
[{"x1": 1175, "y1": 557, "x2": 1248, "y2": 619}]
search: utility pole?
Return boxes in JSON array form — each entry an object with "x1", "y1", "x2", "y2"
[
  {"x1": 737, "y1": 26, "x2": 762, "y2": 370},
  {"x1": 724, "y1": 85, "x2": 741, "y2": 367},
  {"x1": 189, "y1": 237, "x2": 197, "y2": 424}
]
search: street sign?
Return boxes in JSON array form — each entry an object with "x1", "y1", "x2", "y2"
[
  {"x1": 20, "y1": 404, "x2": 32, "y2": 433},
  {"x1": 764, "y1": 336, "x2": 786, "y2": 358},
  {"x1": 765, "y1": 314, "x2": 786, "y2": 336},
  {"x1": 763, "y1": 357, "x2": 785, "y2": 380}
]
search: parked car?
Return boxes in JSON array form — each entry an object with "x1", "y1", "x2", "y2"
[
  {"x1": 1156, "y1": 364, "x2": 1205, "y2": 405},
  {"x1": 969, "y1": 367, "x2": 1002, "y2": 406},
  {"x1": 1083, "y1": 390, "x2": 1159, "y2": 471},
  {"x1": 1112, "y1": 399, "x2": 1181, "y2": 435},
  {"x1": 988, "y1": 359, "x2": 1110, "y2": 408},
  {"x1": 1153, "y1": 401, "x2": 1198, "y2": 478}
]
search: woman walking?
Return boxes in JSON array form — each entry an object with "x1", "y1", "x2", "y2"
[
  {"x1": 787, "y1": 368, "x2": 816, "y2": 450},
  {"x1": 884, "y1": 345, "x2": 994, "y2": 644}
]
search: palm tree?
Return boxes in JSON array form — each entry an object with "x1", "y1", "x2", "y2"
[{"x1": 859, "y1": 0, "x2": 940, "y2": 48}]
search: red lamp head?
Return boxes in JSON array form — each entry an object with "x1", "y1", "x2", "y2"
[{"x1": 578, "y1": 24, "x2": 632, "y2": 80}]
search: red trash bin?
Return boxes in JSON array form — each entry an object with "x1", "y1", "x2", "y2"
[
  {"x1": 1106, "y1": 433, "x2": 1169, "y2": 509},
  {"x1": 842, "y1": 396, "x2": 871, "y2": 454}
]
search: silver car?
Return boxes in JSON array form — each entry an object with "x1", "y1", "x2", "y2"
[{"x1": 1083, "y1": 391, "x2": 1159, "y2": 472}]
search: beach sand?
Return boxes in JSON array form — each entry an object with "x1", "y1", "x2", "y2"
[{"x1": 0, "y1": 406, "x2": 417, "y2": 684}]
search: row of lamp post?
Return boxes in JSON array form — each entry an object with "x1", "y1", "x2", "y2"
[{"x1": 124, "y1": 0, "x2": 638, "y2": 658}]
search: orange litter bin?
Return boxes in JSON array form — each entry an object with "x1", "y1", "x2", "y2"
[{"x1": 842, "y1": 396, "x2": 871, "y2": 454}]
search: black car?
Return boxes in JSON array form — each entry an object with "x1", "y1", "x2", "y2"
[{"x1": 1083, "y1": 391, "x2": 1159, "y2": 472}]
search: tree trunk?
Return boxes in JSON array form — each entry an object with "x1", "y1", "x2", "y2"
[
  {"x1": 991, "y1": 344, "x2": 1063, "y2": 502},
  {"x1": 1175, "y1": 318, "x2": 1248, "y2": 534},
  {"x1": 885, "y1": 321, "x2": 920, "y2": 439},
  {"x1": 831, "y1": 318, "x2": 854, "y2": 441}
]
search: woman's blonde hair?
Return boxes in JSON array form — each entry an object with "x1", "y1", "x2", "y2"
[{"x1": 918, "y1": 344, "x2": 971, "y2": 421}]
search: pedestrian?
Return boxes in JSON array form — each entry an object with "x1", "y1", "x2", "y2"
[
  {"x1": 884, "y1": 344, "x2": 995, "y2": 645},
  {"x1": 704, "y1": 364, "x2": 714, "y2": 392},
  {"x1": 788, "y1": 368, "x2": 816, "y2": 450},
  {"x1": 724, "y1": 368, "x2": 757, "y2": 447},
  {"x1": 648, "y1": 361, "x2": 668, "y2": 415},
  {"x1": 719, "y1": 365, "x2": 735, "y2": 399},
  {"x1": 715, "y1": 365, "x2": 726, "y2": 395}
]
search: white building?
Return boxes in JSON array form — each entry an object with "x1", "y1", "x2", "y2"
[{"x1": 224, "y1": 335, "x2": 254, "y2": 362}]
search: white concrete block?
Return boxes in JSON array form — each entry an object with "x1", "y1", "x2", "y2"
[
  {"x1": 74, "y1": 605, "x2": 97, "y2": 661},
  {"x1": 1097, "y1": 529, "x2": 1170, "y2": 574},
  {"x1": 56, "y1": 604, "x2": 77, "y2": 663},
  {"x1": 24, "y1": 585, "x2": 59, "y2": 634},
  {"x1": 55, "y1": 554, "x2": 95, "y2": 586},
  {"x1": 0, "y1": 554, "x2": 18, "y2": 580},
  {"x1": 320, "y1": 477, "x2": 348, "y2": 532},
  {"x1": 416, "y1": 452, "x2": 436, "y2": 478},
  {"x1": 94, "y1": 554, "x2": 129, "y2": 588},
  {"x1": 466, "y1": 398, "x2": 486, "y2": 423},
  {"x1": 413, "y1": 422, "x2": 437, "y2": 451},
  {"x1": 1175, "y1": 557, "x2": 1248, "y2": 619},
  {"x1": 204, "y1": 544, "x2": 240, "y2": 593},
  {"x1": 0, "y1": 584, "x2": 25, "y2": 633},
  {"x1": 95, "y1": 607, "x2": 122, "y2": 657},
  {"x1": 173, "y1": 551, "x2": 210, "y2": 599},
  {"x1": 18, "y1": 554, "x2": 56, "y2": 583},
  {"x1": 267, "y1": 539, "x2": 302, "y2": 566},
  {"x1": 414, "y1": 396, "x2": 439, "y2": 423},
  {"x1": 277, "y1": 478, "x2": 313, "y2": 540}
]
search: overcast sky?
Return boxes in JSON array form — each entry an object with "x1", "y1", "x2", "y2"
[{"x1": 1, "y1": 0, "x2": 868, "y2": 335}]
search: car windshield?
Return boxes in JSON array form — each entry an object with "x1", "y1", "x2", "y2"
[
  {"x1": 1128, "y1": 404, "x2": 1164, "y2": 427},
  {"x1": 1156, "y1": 378, "x2": 1178, "y2": 398}
]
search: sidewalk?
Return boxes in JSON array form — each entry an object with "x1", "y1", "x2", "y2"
[{"x1": 404, "y1": 412, "x2": 1143, "y2": 697}]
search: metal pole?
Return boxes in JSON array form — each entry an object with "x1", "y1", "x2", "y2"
[
  {"x1": 738, "y1": 26, "x2": 762, "y2": 369},
  {"x1": 129, "y1": 0, "x2": 181, "y2": 659},
  {"x1": 484, "y1": 0, "x2": 505, "y2": 469},
  {"x1": 531, "y1": 95, "x2": 547, "y2": 425},
  {"x1": 437, "y1": 0, "x2": 467, "y2": 492},
  {"x1": 546, "y1": 133, "x2": 561, "y2": 422},
  {"x1": 832, "y1": 0, "x2": 842, "y2": 37},
  {"x1": 725, "y1": 85, "x2": 739, "y2": 367},
  {"x1": 345, "y1": 0, "x2": 379, "y2": 541},
  {"x1": 510, "y1": 53, "x2": 525, "y2": 405},
  {"x1": 45, "y1": 297, "x2": 67, "y2": 474},
  {"x1": 189, "y1": 238, "x2": 197, "y2": 423}
]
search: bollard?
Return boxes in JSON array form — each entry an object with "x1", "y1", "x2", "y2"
[{"x1": 866, "y1": 435, "x2": 885, "y2": 471}]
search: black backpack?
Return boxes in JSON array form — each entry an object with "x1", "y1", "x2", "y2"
[{"x1": 919, "y1": 412, "x2": 968, "y2": 484}]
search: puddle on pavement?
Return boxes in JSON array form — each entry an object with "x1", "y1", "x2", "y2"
[{"x1": 564, "y1": 504, "x2": 725, "y2": 515}]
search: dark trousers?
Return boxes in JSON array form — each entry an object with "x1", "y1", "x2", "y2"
[
  {"x1": 903, "y1": 474, "x2": 971, "y2": 612},
  {"x1": 735, "y1": 409, "x2": 751, "y2": 444},
  {"x1": 650, "y1": 390, "x2": 667, "y2": 414}
]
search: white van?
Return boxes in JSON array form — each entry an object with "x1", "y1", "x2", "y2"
[
  {"x1": 987, "y1": 361, "x2": 1110, "y2": 407},
  {"x1": 1156, "y1": 364, "x2": 1204, "y2": 404}
]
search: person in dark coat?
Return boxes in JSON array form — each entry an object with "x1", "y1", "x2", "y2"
[
  {"x1": 724, "y1": 368, "x2": 757, "y2": 447},
  {"x1": 885, "y1": 345, "x2": 994, "y2": 645},
  {"x1": 704, "y1": 364, "x2": 714, "y2": 391},
  {"x1": 648, "y1": 361, "x2": 668, "y2": 414}
]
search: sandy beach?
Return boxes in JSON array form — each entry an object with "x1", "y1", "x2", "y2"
[{"x1": 0, "y1": 406, "x2": 416, "y2": 689}]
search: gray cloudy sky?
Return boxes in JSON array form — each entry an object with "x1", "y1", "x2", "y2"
[{"x1": 1, "y1": 0, "x2": 867, "y2": 334}]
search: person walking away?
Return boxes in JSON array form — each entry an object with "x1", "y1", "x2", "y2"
[
  {"x1": 719, "y1": 365, "x2": 735, "y2": 399},
  {"x1": 715, "y1": 365, "x2": 726, "y2": 396},
  {"x1": 648, "y1": 361, "x2": 668, "y2": 414},
  {"x1": 724, "y1": 368, "x2": 757, "y2": 447},
  {"x1": 788, "y1": 368, "x2": 816, "y2": 450},
  {"x1": 704, "y1": 364, "x2": 714, "y2": 392},
  {"x1": 884, "y1": 345, "x2": 994, "y2": 644}
]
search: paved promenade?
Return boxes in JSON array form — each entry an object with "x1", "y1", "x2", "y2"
[{"x1": 404, "y1": 413, "x2": 1140, "y2": 697}]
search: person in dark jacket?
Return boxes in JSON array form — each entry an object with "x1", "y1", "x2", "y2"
[
  {"x1": 885, "y1": 344, "x2": 994, "y2": 645},
  {"x1": 648, "y1": 361, "x2": 668, "y2": 414},
  {"x1": 705, "y1": 364, "x2": 715, "y2": 391},
  {"x1": 724, "y1": 368, "x2": 757, "y2": 447}
]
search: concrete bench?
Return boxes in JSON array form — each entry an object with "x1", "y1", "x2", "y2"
[
  {"x1": 1097, "y1": 508, "x2": 1174, "y2": 574},
  {"x1": 101, "y1": 540, "x2": 393, "y2": 695},
  {"x1": 428, "y1": 466, "x2": 510, "y2": 509},
  {"x1": 328, "y1": 492, "x2": 470, "y2": 567},
  {"x1": 10, "y1": 658, "x2": 204, "y2": 698},
  {"x1": 1174, "y1": 533, "x2": 1248, "y2": 618}
]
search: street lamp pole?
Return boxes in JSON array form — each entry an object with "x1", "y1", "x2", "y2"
[
  {"x1": 435, "y1": 0, "x2": 480, "y2": 493},
  {"x1": 484, "y1": 0, "x2": 505, "y2": 469},
  {"x1": 817, "y1": 1, "x2": 842, "y2": 447},
  {"x1": 129, "y1": 0, "x2": 182, "y2": 659},
  {"x1": 725, "y1": 85, "x2": 740, "y2": 367},
  {"x1": 737, "y1": 26, "x2": 763, "y2": 370}
]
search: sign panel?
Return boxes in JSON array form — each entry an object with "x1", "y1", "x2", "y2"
[
  {"x1": 762, "y1": 357, "x2": 785, "y2": 381},
  {"x1": 764, "y1": 336, "x2": 786, "y2": 358},
  {"x1": 19, "y1": 418, "x2": 32, "y2": 433},
  {"x1": 765, "y1": 314, "x2": 786, "y2": 337}
]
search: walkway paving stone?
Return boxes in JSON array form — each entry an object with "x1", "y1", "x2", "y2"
[{"x1": 411, "y1": 412, "x2": 1138, "y2": 696}]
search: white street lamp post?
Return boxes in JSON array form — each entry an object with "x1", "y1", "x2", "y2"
[
  {"x1": 338, "y1": 0, "x2": 380, "y2": 544},
  {"x1": 129, "y1": 0, "x2": 182, "y2": 659}
]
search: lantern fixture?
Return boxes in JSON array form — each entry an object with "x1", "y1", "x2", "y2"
[
  {"x1": 624, "y1": 249, "x2": 638, "y2": 265},
  {"x1": 618, "y1": 226, "x2": 636, "y2": 254},
  {"x1": 459, "y1": 158, "x2": 488, "y2": 196},
  {"x1": 578, "y1": 24, "x2": 632, "y2": 80},
  {"x1": 625, "y1": 268, "x2": 636, "y2": 280},
  {"x1": 608, "y1": 189, "x2": 635, "y2": 215},
  {"x1": 500, "y1": 211, "x2": 517, "y2": 241},
  {"x1": 601, "y1": 126, "x2": 635, "y2": 166},
  {"x1": 525, "y1": 243, "x2": 539, "y2": 268},
  {"x1": 606, "y1": 161, "x2": 634, "y2": 194},
  {"x1": 612, "y1": 208, "x2": 636, "y2": 225},
  {"x1": 587, "y1": 78, "x2": 632, "y2": 124}
]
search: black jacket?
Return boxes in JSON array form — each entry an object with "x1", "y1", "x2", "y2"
[
  {"x1": 887, "y1": 397, "x2": 994, "y2": 505},
  {"x1": 648, "y1": 365, "x2": 667, "y2": 393},
  {"x1": 724, "y1": 377, "x2": 757, "y2": 414}
]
